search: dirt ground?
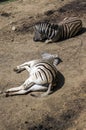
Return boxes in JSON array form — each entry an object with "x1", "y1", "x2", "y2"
[{"x1": 0, "y1": 0, "x2": 86, "y2": 130}]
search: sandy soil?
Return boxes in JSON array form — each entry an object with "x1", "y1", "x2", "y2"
[{"x1": 0, "y1": 0, "x2": 86, "y2": 130}]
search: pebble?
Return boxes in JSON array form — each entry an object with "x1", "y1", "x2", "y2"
[{"x1": 12, "y1": 26, "x2": 16, "y2": 31}]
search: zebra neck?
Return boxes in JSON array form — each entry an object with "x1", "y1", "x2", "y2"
[{"x1": 58, "y1": 25, "x2": 64, "y2": 40}]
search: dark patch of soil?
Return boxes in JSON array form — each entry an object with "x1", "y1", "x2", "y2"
[
  {"x1": 27, "y1": 98, "x2": 85, "y2": 130},
  {"x1": 58, "y1": 0, "x2": 86, "y2": 14}
]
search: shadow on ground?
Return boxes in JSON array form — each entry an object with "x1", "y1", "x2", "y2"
[
  {"x1": 26, "y1": 98, "x2": 85, "y2": 130},
  {"x1": 52, "y1": 71, "x2": 65, "y2": 94}
]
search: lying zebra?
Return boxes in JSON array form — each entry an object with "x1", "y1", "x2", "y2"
[
  {"x1": 33, "y1": 17, "x2": 82, "y2": 43},
  {"x1": 2, "y1": 53, "x2": 62, "y2": 97}
]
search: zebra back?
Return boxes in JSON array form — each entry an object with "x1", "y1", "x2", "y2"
[
  {"x1": 59, "y1": 17, "x2": 82, "y2": 39},
  {"x1": 30, "y1": 60, "x2": 58, "y2": 85}
]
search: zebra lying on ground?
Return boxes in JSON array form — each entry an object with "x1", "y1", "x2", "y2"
[
  {"x1": 2, "y1": 53, "x2": 62, "y2": 97},
  {"x1": 33, "y1": 17, "x2": 82, "y2": 43}
]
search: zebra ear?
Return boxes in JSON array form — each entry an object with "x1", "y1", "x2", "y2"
[
  {"x1": 41, "y1": 53, "x2": 59, "y2": 60},
  {"x1": 54, "y1": 57, "x2": 63, "y2": 66}
]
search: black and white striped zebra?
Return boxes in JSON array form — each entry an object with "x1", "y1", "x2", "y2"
[
  {"x1": 2, "y1": 53, "x2": 61, "y2": 97},
  {"x1": 33, "y1": 17, "x2": 82, "y2": 43}
]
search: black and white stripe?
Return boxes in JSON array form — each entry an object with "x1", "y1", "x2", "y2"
[
  {"x1": 33, "y1": 17, "x2": 82, "y2": 43},
  {"x1": 30, "y1": 61, "x2": 58, "y2": 85},
  {"x1": 60, "y1": 17, "x2": 82, "y2": 39}
]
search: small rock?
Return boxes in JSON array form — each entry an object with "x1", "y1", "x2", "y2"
[
  {"x1": 10, "y1": 21, "x2": 13, "y2": 24},
  {"x1": 25, "y1": 121, "x2": 28, "y2": 124},
  {"x1": 12, "y1": 26, "x2": 16, "y2": 31},
  {"x1": 11, "y1": 39, "x2": 14, "y2": 42}
]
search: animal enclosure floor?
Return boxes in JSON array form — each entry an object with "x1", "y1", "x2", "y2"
[{"x1": 0, "y1": 0, "x2": 86, "y2": 130}]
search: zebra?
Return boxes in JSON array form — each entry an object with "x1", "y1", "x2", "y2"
[
  {"x1": 2, "y1": 53, "x2": 62, "y2": 97},
  {"x1": 33, "y1": 17, "x2": 82, "y2": 43}
]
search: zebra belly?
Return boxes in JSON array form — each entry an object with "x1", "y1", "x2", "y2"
[
  {"x1": 28, "y1": 84, "x2": 48, "y2": 92},
  {"x1": 29, "y1": 74, "x2": 48, "y2": 84}
]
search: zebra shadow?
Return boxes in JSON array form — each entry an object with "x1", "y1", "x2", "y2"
[
  {"x1": 51, "y1": 71, "x2": 65, "y2": 94},
  {"x1": 78, "y1": 27, "x2": 86, "y2": 35}
]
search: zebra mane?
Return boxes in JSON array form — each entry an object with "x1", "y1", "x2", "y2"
[
  {"x1": 41, "y1": 53, "x2": 61, "y2": 66},
  {"x1": 35, "y1": 22, "x2": 59, "y2": 30},
  {"x1": 41, "y1": 53, "x2": 58, "y2": 59},
  {"x1": 35, "y1": 21, "x2": 49, "y2": 25}
]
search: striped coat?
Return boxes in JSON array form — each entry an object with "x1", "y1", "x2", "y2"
[
  {"x1": 29, "y1": 61, "x2": 58, "y2": 85},
  {"x1": 59, "y1": 17, "x2": 82, "y2": 40},
  {"x1": 33, "y1": 17, "x2": 82, "y2": 43}
]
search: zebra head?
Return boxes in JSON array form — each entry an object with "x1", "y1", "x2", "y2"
[
  {"x1": 41, "y1": 53, "x2": 62, "y2": 66},
  {"x1": 33, "y1": 23, "x2": 48, "y2": 42}
]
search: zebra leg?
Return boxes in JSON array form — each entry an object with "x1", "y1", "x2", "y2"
[
  {"x1": 14, "y1": 64, "x2": 31, "y2": 73},
  {"x1": 29, "y1": 84, "x2": 47, "y2": 92},
  {"x1": 45, "y1": 39, "x2": 52, "y2": 43},
  {"x1": 31, "y1": 83, "x2": 52, "y2": 97},
  {"x1": 4, "y1": 78, "x2": 30, "y2": 93},
  {"x1": 4, "y1": 84, "x2": 33, "y2": 97},
  {"x1": 5, "y1": 86, "x2": 22, "y2": 93},
  {"x1": 5, "y1": 89, "x2": 30, "y2": 96},
  {"x1": 4, "y1": 78, "x2": 35, "y2": 96},
  {"x1": 5, "y1": 84, "x2": 47, "y2": 96},
  {"x1": 13, "y1": 60, "x2": 40, "y2": 73},
  {"x1": 4, "y1": 85, "x2": 24, "y2": 97},
  {"x1": 40, "y1": 83, "x2": 52, "y2": 97}
]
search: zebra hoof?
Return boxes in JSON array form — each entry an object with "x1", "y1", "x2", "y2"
[
  {"x1": 5, "y1": 93, "x2": 9, "y2": 97},
  {"x1": 13, "y1": 67, "x2": 21, "y2": 73},
  {"x1": 3, "y1": 92, "x2": 9, "y2": 97}
]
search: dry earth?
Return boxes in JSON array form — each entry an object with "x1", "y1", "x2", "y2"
[{"x1": 0, "y1": 0, "x2": 86, "y2": 130}]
